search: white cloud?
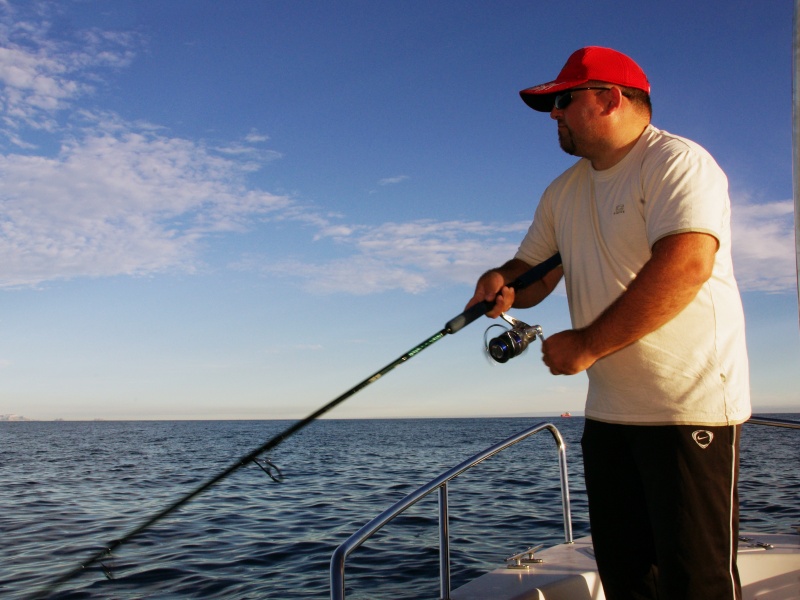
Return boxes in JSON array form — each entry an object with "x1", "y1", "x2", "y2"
[
  {"x1": 731, "y1": 198, "x2": 797, "y2": 293},
  {"x1": 0, "y1": 6, "x2": 296, "y2": 288},
  {"x1": 258, "y1": 255, "x2": 431, "y2": 295},
  {"x1": 256, "y1": 220, "x2": 529, "y2": 294},
  {"x1": 378, "y1": 175, "x2": 409, "y2": 186},
  {"x1": 0, "y1": 128, "x2": 292, "y2": 287},
  {"x1": 244, "y1": 130, "x2": 270, "y2": 144},
  {"x1": 0, "y1": 6, "x2": 137, "y2": 135},
  {"x1": 0, "y1": 3, "x2": 795, "y2": 299},
  {"x1": 252, "y1": 195, "x2": 798, "y2": 297}
]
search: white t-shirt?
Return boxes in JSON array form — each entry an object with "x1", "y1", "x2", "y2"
[{"x1": 516, "y1": 125, "x2": 750, "y2": 426}]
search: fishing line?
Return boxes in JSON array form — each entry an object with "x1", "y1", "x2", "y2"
[{"x1": 29, "y1": 253, "x2": 562, "y2": 599}]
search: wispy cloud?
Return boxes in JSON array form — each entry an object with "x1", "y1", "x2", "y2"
[
  {"x1": 244, "y1": 130, "x2": 270, "y2": 144},
  {"x1": 378, "y1": 175, "x2": 409, "y2": 186},
  {"x1": 251, "y1": 196, "x2": 798, "y2": 296},
  {"x1": 730, "y1": 198, "x2": 796, "y2": 293},
  {"x1": 0, "y1": 6, "x2": 292, "y2": 288},
  {"x1": 249, "y1": 220, "x2": 529, "y2": 294},
  {"x1": 0, "y1": 5, "x2": 137, "y2": 136},
  {"x1": 0, "y1": 3, "x2": 795, "y2": 298},
  {"x1": 0, "y1": 127, "x2": 292, "y2": 287}
]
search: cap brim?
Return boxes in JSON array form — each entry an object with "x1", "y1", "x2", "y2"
[
  {"x1": 519, "y1": 79, "x2": 588, "y2": 112},
  {"x1": 519, "y1": 91, "x2": 557, "y2": 112}
]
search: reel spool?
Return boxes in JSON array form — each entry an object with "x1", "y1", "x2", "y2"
[{"x1": 484, "y1": 313, "x2": 544, "y2": 364}]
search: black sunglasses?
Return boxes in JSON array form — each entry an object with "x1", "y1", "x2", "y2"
[{"x1": 553, "y1": 87, "x2": 612, "y2": 110}]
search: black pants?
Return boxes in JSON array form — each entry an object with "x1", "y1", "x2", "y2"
[{"x1": 581, "y1": 419, "x2": 742, "y2": 600}]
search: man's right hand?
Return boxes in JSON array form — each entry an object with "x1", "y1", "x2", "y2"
[
  {"x1": 465, "y1": 257, "x2": 563, "y2": 319},
  {"x1": 466, "y1": 269, "x2": 516, "y2": 319}
]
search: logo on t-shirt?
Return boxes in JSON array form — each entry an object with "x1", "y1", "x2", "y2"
[
  {"x1": 691, "y1": 430, "x2": 714, "y2": 449},
  {"x1": 613, "y1": 204, "x2": 625, "y2": 215}
]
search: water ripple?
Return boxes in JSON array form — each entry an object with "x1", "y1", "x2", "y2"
[{"x1": 1, "y1": 417, "x2": 797, "y2": 599}]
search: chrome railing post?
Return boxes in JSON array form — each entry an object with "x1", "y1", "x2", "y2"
[
  {"x1": 331, "y1": 421, "x2": 575, "y2": 599},
  {"x1": 438, "y1": 482, "x2": 451, "y2": 599},
  {"x1": 330, "y1": 545, "x2": 345, "y2": 600},
  {"x1": 331, "y1": 416, "x2": 800, "y2": 598},
  {"x1": 557, "y1": 438, "x2": 573, "y2": 543},
  {"x1": 544, "y1": 424, "x2": 573, "y2": 544}
]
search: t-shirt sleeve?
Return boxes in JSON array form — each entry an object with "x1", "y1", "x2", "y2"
[
  {"x1": 641, "y1": 141, "x2": 729, "y2": 247},
  {"x1": 514, "y1": 188, "x2": 560, "y2": 266}
]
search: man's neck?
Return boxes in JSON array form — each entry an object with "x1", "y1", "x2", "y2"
[{"x1": 590, "y1": 123, "x2": 649, "y2": 171}]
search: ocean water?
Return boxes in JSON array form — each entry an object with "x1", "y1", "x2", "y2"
[{"x1": 1, "y1": 416, "x2": 798, "y2": 599}]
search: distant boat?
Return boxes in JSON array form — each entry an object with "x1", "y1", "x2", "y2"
[{"x1": 560, "y1": 412, "x2": 571, "y2": 418}]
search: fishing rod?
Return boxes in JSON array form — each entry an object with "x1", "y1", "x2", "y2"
[{"x1": 29, "y1": 252, "x2": 562, "y2": 599}]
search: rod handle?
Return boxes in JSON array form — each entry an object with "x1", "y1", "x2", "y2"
[
  {"x1": 445, "y1": 300, "x2": 492, "y2": 333},
  {"x1": 444, "y1": 252, "x2": 562, "y2": 334}
]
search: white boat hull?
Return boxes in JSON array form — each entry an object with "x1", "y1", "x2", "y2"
[{"x1": 451, "y1": 532, "x2": 800, "y2": 600}]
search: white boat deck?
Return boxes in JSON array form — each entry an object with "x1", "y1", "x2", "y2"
[{"x1": 451, "y1": 531, "x2": 800, "y2": 600}]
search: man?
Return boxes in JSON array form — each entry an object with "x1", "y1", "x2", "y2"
[{"x1": 467, "y1": 47, "x2": 750, "y2": 599}]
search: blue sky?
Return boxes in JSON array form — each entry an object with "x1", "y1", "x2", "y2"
[{"x1": 0, "y1": 0, "x2": 797, "y2": 420}]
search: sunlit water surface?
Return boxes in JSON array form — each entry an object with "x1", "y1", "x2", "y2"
[{"x1": 2, "y1": 416, "x2": 798, "y2": 599}]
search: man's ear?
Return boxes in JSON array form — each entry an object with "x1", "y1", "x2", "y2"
[{"x1": 601, "y1": 87, "x2": 623, "y2": 115}]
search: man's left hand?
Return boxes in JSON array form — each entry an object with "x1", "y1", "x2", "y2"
[{"x1": 541, "y1": 329, "x2": 597, "y2": 375}]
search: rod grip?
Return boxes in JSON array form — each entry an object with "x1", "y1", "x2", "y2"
[
  {"x1": 445, "y1": 300, "x2": 492, "y2": 334},
  {"x1": 444, "y1": 252, "x2": 562, "y2": 334},
  {"x1": 507, "y1": 252, "x2": 562, "y2": 291}
]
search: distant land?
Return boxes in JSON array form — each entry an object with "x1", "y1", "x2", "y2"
[
  {"x1": 0, "y1": 414, "x2": 32, "y2": 421},
  {"x1": 0, "y1": 409, "x2": 796, "y2": 423}
]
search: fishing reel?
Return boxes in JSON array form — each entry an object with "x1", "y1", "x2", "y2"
[{"x1": 484, "y1": 313, "x2": 544, "y2": 364}]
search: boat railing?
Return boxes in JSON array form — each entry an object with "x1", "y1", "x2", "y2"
[
  {"x1": 747, "y1": 415, "x2": 800, "y2": 430},
  {"x1": 329, "y1": 421, "x2": 572, "y2": 600}
]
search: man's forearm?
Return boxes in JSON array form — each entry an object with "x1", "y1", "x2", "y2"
[
  {"x1": 583, "y1": 233, "x2": 715, "y2": 359},
  {"x1": 488, "y1": 258, "x2": 562, "y2": 308},
  {"x1": 467, "y1": 257, "x2": 562, "y2": 318},
  {"x1": 541, "y1": 232, "x2": 717, "y2": 376}
]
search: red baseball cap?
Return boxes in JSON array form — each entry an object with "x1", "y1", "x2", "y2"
[{"x1": 519, "y1": 47, "x2": 650, "y2": 112}]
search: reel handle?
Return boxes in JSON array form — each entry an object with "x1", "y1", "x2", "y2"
[{"x1": 444, "y1": 253, "x2": 562, "y2": 334}]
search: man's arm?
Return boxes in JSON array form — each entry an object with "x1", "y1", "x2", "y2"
[
  {"x1": 541, "y1": 232, "x2": 717, "y2": 375},
  {"x1": 467, "y1": 258, "x2": 564, "y2": 318}
]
